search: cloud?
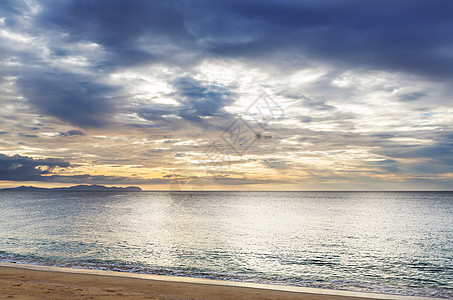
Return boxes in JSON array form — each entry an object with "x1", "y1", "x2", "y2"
[
  {"x1": 3, "y1": 0, "x2": 452, "y2": 129},
  {"x1": 1, "y1": 0, "x2": 452, "y2": 190},
  {"x1": 367, "y1": 159, "x2": 401, "y2": 174},
  {"x1": 202, "y1": 0, "x2": 453, "y2": 78},
  {"x1": 18, "y1": 133, "x2": 38, "y2": 138},
  {"x1": 12, "y1": 0, "x2": 449, "y2": 79},
  {"x1": 37, "y1": 0, "x2": 194, "y2": 68},
  {"x1": 399, "y1": 92, "x2": 425, "y2": 102},
  {"x1": 172, "y1": 77, "x2": 235, "y2": 123},
  {"x1": 138, "y1": 76, "x2": 235, "y2": 128},
  {"x1": 0, "y1": 0, "x2": 31, "y2": 24},
  {"x1": 261, "y1": 158, "x2": 289, "y2": 169},
  {"x1": 41, "y1": 174, "x2": 167, "y2": 185},
  {"x1": 0, "y1": 154, "x2": 166, "y2": 185},
  {"x1": 0, "y1": 154, "x2": 70, "y2": 181},
  {"x1": 59, "y1": 130, "x2": 85, "y2": 136},
  {"x1": 17, "y1": 73, "x2": 116, "y2": 128}
]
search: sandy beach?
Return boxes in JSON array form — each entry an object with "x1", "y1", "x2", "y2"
[{"x1": 0, "y1": 262, "x2": 435, "y2": 300}]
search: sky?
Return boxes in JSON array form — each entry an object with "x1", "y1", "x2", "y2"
[{"x1": 0, "y1": 0, "x2": 452, "y2": 191}]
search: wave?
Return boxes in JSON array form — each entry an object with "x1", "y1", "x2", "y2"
[{"x1": 1, "y1": 251, "x2": 451, "y2": 298}]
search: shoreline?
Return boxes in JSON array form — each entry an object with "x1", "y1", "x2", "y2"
[{"x1": 0, "y1": 262, "x2": 438, "y2": 299}]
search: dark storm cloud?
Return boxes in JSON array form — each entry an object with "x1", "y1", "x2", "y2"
[
  {"x1": 0, "y1": 0, "x2": 31, "y2": 24},
  {"x1": 2, "y1": 0, "x2": 452, "y2": 128},
  {"x1": 301, "y1": 96, "x2": 335, "y2": 111},
  {"x1": 371, "y1": 130, "x2": 453, "y2": 163},
  {"x1": 368, "y1": 159, "x2": 401, "y2": 174},
  {"x1": 261, "y1": 159, "x2": 289, "y2": 169},
  {"x1": 37, "y1": 0, "x2": 194, "y2": 68},
  {"x1": 0, "y1": 154, "x2": 70, "y2": 181},
  {"x1": 0, "y1": 154, "x2": 161, "y2": 184},
  {"x1": 27, "y1": 0, "x2": 453, "y2": 77},
  {"x1": 377, "y1": 144, "x2": 453, "y2": 159},
  {"x1": 17, "y1": 73, "x2": 116, "y2": 128},
  {"x1": 374, "y1": 142, "x2": 453, "y2": 175},
  {"x1": 203, "y1": 0, "x2": 453, "y2": 78},
  {"x1": 399, "y1": 92, "x2": 425, "y2": 102},
  {"x1": 59, "y1": 130, "x2": 85, "y2": 137},
  {"x1": 172, "y1": 77, "x2": 235, "y2": 123},
  {"x1": 138, "y1": 77, "x2": 235, "y2": 127},
  {"x1": 18, "y1": 133, "x2": 38, "y2": 138}
]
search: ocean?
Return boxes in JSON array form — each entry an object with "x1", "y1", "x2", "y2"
[{"x1": 0, "y1": 191, "x2": 452, "y2": 298}]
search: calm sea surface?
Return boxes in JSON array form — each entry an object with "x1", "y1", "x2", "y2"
[{"x1": 0, "y1": 191, "x2": 452, "y2": 298}]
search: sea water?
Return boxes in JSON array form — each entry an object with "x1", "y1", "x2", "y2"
[{"x1": 0, "y1": 191, "x2": 452, "y2": 298}]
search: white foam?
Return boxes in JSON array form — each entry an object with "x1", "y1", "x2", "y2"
[{"x1": 0, "y1": 262, "x2": 439, "y2": 300}]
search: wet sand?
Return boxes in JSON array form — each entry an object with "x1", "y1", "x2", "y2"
[{"x1": 0, "y1": 262, "x2": 433, "y2": 299}]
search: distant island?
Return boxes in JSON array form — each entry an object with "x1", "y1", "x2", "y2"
[{"x1": 0, "y1": 184, "x2": 142, "y2": 192}]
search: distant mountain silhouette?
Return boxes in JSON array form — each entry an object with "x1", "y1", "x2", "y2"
[{"x1": 1, "y1": 184, "x2": 142, "y2": 192}]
